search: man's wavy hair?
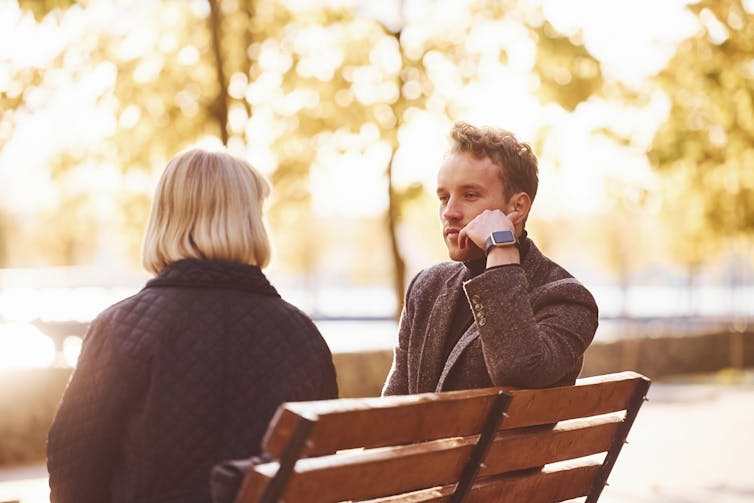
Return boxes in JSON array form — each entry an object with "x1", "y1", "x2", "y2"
[{"x1": 449, "y1": 122, "x2": 539, "y2": 202}]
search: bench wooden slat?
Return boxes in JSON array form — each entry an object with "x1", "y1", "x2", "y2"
[
  {"x1": 481, "y1": 415, "x2": 619, "y2": 477},
  {"x1": 240, "y1": 415, "x2": 621, "y2": 502},
  {"x1": 468, "y1": 462, "x2": 603, "y2": 503},
  {"x1": 262, "y1": 389, "x2": 503, "y2": 457},
  {"x1": 502, "y1": 371, "x2": 648, "y2": 429},
  {"x1": 364, "y1": 461, "x2": 602, "y2": 502},
  {"x1": 240, "y1": 437, "x2": 474, "y2": 503}
]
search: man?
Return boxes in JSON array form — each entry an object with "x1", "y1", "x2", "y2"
[{"x1": 382, "y1": 122, "x2": 598, "y2": 395}]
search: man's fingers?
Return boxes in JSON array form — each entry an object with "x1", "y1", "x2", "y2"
[
  {"x1": 507, "y1": 210, "x2": 523, "y2": 225},
  {"x1": 458, "y1": 228, "x2": 468, "y2": 249},
  {"x1": 456, "y1": 210, "x2": 520, "y2": 250}
]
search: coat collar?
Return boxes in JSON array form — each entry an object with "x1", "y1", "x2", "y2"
[{"x1": 145, "y1": 259, "x2": 280, "y2": 298}]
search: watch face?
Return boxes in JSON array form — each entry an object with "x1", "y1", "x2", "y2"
[{"x1": 492, "y1": 230, "x2": 515, "y2": 245}]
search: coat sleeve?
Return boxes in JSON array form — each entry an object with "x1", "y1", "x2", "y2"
[
  {"x1": 318, "y1": 347, "x2": 339, "y2": 400},
  {"x1": 381, "y1": 271, "x2": 422, "y2": 396},
  {"x1": 463, "y1": 266, "x2": 598, "y2": 388},
  {"x1": 47, "y1": 315, "x2": 148, "y2": 503}
]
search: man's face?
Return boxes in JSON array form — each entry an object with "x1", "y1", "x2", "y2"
[{"x1": 437, "y1": 152, "x2": 509, "y2": 262}]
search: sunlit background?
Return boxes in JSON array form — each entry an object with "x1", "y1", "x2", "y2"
[
  {"x1": 0, "y1": 0, "x2": 753, "y2": 500},
  {"x1": 1, "y1": 0, "x2": 752, "y2": 366}
]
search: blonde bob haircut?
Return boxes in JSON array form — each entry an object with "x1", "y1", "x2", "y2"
[{"x1": 142, "y1": 148, "x2": 271, "y2": 275}]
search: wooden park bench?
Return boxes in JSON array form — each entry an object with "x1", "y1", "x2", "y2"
[{"x1": 215, "y1": 371, "x2": 650, "y2": 503}]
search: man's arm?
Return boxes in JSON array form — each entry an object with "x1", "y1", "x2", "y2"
[
  {"x1": 463, "y1": 266, "x2": 598, "y2": 388},
  {"x1": 382, "y1": 271, "x2": 423, "y2": 396},
  {"x1": 458, "y1": 207, "x2": 597, "y2": 387}
]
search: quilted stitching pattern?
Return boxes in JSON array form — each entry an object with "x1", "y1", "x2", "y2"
[{"x1": 47, "y1": 259, "x2": 338, "y2": 503}]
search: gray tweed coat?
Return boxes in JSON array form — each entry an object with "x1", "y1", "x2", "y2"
[{"x1": 382, "y1": 238, "x2": 598, "y2": 394}]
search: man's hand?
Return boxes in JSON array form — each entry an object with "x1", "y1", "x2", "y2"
[{"x1": 458, "y1": 209, "x2": 522, "y2": 267}]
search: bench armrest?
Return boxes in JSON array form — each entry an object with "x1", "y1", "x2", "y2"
[{"x1": 211, "y1": 455, "x2": 270, "y2": 503}]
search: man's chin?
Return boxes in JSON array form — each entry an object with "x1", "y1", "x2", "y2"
[{"x1": 447, "y1": 246, "x2": 484, "y2": 262}]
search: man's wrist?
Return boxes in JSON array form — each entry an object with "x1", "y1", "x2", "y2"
[
  {"x1": 484, "y1": 230, "x2": 517, "y2": 254},
  {"x1": 486, "y1": 246, "x2": 520, "y2": 267}
]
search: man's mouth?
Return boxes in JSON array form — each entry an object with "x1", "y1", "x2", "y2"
[{"x1": 444, "y1": 228, "x2": 460, "y2": 241}]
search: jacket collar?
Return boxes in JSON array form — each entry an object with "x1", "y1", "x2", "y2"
[{"x1": 145, "y1": 259, "x2": 280, "y2": 298}]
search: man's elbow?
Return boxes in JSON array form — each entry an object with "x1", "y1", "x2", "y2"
[{"x1": 490, "y1": 356, "x2": 581, "y2": 389}]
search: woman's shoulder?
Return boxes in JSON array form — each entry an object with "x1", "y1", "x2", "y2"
[
  {"x1": 94, "y1": 285, "x2": 177, "y2": 330},
  {"x1": 74, "y1": 289, "x2": 158, "y2": 363},
  {"x1": 256, "y1": 295, "x2": 321, "y2": 333}
]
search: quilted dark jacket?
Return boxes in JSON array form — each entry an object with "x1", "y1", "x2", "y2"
[{"x1": 47, "y1": 259, "x2": 338, "y2": 503}]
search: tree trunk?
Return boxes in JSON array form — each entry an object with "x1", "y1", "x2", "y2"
[
  {"x1": 207, "y1": 0, "x2": 229, "y2": 145},
  {"x1": 686, "y1": 264, "x2": 699, "y2": 317},
  {"x1": 0, "y1": 214, "x2": 7, "y2": 267},
  {"x1": 386, "y1": 148, "x2": 407, "y2": 320},
  {"x1": 240, "y1": 0, "x2": 255, "y2": 121},
  {"x1": 386, "y1": 27, "x2": 408, "y2": 320}
]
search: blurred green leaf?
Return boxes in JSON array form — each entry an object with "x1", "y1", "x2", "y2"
[
  {"x1": 532, "y1": 21, "x2": 603, "y2": 111},
  {"x1": 17, "y1": 0, "x2": 79, "y2": 21},
  {"x1": 649, "y1": 0, "x2": 754, "y2": 246}
]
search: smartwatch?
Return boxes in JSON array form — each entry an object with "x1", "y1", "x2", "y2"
[{"x1": 484, "y1": 230, "x2": 518, "y2": 255}]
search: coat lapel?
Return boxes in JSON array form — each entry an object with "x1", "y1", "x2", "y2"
[
  {"x1": 415, "y1": 265, "x2": 468, "y2": 393},
  {"x1": 435, "y1": 321, "x2": 479, "y2": 391},
  {"x1": 435, "y1": 238, "x2": 541, "y2": 391}
]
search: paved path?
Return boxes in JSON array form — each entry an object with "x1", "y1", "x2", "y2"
[
  {"x1": 0, "y1": 463, "x2": 47, "y2": 503},
  {"x1": 2, "y1": 376, "x2": 753, "y2": 503},
  {"x1": 601, "y1": 376, "x2": 754, "y2": 503}
]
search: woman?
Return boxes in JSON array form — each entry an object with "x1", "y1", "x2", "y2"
[{"x1": 47, "y1": 148, "x2": 338, "y2": 503}]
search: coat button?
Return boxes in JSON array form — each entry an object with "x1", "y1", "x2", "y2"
[{"x1": 478, "y1": 317, "x2": 487, "y2": 327}]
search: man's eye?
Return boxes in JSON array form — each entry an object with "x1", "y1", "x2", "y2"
[
  {"x1": 438, "y1": 195, "x2": 449, "y2": 202},
  {"x1": 465, "y1": 193, "x2": 478, "y2": 199}
]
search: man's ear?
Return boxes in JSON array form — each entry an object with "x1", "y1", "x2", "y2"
[{"x1": 507, "y1": 192, "x2": 532, "y2": 232}]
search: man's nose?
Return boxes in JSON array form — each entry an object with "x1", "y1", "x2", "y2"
[{"x1": 442, "y1": 197, "x2": 462, "y2": 221}]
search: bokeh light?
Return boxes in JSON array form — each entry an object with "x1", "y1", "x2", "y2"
[{"x1": 0, "y1": 322, "x2": 55, "y2": 369}]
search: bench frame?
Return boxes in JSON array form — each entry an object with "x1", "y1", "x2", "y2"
[{"x1": 232, "y1": 371, "x2": 650, "y2": 503}]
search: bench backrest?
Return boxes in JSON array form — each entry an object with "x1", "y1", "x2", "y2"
[{"x1": 234, "y1": 371, "x2": 650, "y2": 503}]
